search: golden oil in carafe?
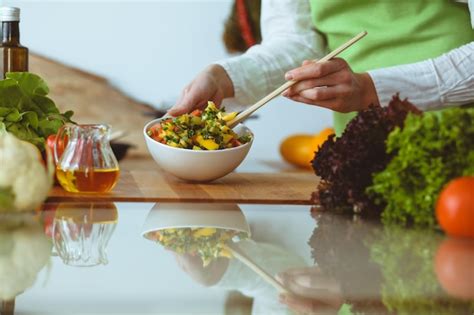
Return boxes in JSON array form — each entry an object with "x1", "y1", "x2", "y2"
[
  {"x1": 0, "y1": 7, "x2": 28, "y2": 78},
  {"x1": 56, "y1": 168, "x2": 120, "y2": 193}
]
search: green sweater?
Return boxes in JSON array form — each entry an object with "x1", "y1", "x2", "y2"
[{"x1": 309, "y1": 0, "x2": 474, "y2": 135}]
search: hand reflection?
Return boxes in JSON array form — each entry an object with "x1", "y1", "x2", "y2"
[
  {"x1": 173, "y1": 252, "x2": 230, "y2": 286},
  {"x1": 277, "y1": 267, "x2": 343, "y2": 315}
]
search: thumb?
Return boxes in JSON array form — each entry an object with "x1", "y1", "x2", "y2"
[
  {"x1": 168, "y1": 91, "x2": 196, "y2": 116},
  {"x1": 167, "y1": 104, "x2": 190, "y2": 116}
]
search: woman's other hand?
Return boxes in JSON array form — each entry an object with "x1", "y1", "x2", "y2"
[
  {"x1": 283, "y1": 58, "x2": 380, "y2": 113},
  {"x1": 168, "y1": 65, "x2": 234, "y2": 116},
  {"x1": 277, "y1": 267, "x2": 343, "y2": 314},
  {"x1": 173, "y1": 252, "x2": 230, "y2": 286}
]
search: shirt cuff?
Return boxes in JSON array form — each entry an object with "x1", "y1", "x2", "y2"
[
  {"x1": 368, "y1": 62, "x2": 441, "y2": 111},
  {"x1": 214, "y1": 54, "x2": 269, "y2": 106}
]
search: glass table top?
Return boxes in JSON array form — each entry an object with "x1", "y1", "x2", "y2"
[{"x1": 0, "y1": 202, "x2": 473, "y2": 315}]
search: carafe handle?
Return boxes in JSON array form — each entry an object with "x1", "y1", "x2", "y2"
[{"x1": 54, "y1": 125, "x2": 70, "y2": 164}]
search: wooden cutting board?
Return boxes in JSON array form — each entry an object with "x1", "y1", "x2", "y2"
[{"x1": 48, "y1": 170, "x2": 318, "y2": 205}]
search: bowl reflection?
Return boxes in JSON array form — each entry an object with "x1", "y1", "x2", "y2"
[{"x1": 142, "y1": 203, "x2": 250, "y2": 266}]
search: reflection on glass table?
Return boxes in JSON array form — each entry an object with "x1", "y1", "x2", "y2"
[
  {"x1": 275, "y1": 208, "x2": 474, "y2": 315},
  {"x1": 0, "y1": 213, "x2": 51, "y2": 305},
  {"x1": 142, "y1": 203, "x2": 251, "y2": 267},
  {"x1": 43, "y1": 203, "x2": 118, "y2": 267},
  {"x1": 142, "y1": 203, "x2": 308, "y2": 314},
  {"x1": 1, "y1": 202, "x2": 472, "y2": 314}
]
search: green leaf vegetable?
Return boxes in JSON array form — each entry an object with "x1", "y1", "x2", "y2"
[
  {"x1": 0, "y1": 72, "x2": 74, "y2": 150},
  {"x1": 367, "y1": 108, "x2": 474, "y2": 226}
]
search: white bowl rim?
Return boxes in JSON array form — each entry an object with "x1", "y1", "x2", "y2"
[{"x1": 143, "y1": 117, "x2": 254, "y2": 154}]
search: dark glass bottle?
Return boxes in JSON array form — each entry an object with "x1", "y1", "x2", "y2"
[{"x1": 0, "y1": 7, "x2": 28, "y2": 79}]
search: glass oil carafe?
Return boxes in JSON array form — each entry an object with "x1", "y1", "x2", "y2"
[
  {"x1": 52, "y1": 202, "x2": 118, "y2": 267},
  {"x1": 54, "y1": 124, "x2": 120, "y2": 193}
]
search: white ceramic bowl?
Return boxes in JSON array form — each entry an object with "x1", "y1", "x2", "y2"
[
  {"x1": 141, "y1": 203, "x2": 251, "y2": 242},
  {"x1": 143, "y1": 118, "x2": 254, "y2": 182}
]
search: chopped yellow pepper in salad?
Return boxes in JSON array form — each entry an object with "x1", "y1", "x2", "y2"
[
  {"x1": 151, "y1": 227, "x2": 248, "y2": 267},
  {"x1": 147, "y1": 102, "x2": 252, "y2": 150}
]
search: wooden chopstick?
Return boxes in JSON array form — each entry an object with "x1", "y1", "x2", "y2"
[
  {"x1": 109, "y1": 129, "x2": 129, "y2": 142},
  {"x1": 227, "y1": 31, "x2": 368, "y2": 128}
]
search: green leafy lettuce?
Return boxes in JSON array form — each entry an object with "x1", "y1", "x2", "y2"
[
  {"x1": 367, "y1": 108, "x2": 474, "y2": 226},
  {"x1": 0, "y1": 72, "x2": 73, "y2": 150}
]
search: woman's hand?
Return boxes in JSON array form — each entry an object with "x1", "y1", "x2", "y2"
[
  {"x1": 168, "y1": 64, "x2": 234, "y2": 116},
  {"x1": 173, "y1": 252, "x2": 230, "y2": 286},
  {"x1": 283, "y1": 58, "x2": 379, "y2": 113},
  {"x1": 277, "y1": 267, "x2": 343, "y2": 315}
]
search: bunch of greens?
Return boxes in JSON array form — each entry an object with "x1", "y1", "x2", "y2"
[
  {"x1": 367, "y1": 107, "x2": 474, "y2": 226},
  {"x1": 0, "y1": 72, "x2": 73, "y2": 150},
  {"x1": 312, "y1": 96, "x2": 420, "y2": 215},
  {"x1": 309, "y1": 209, "x2": 385, "y2": 314},
  {"x1": 309, "y1": 210, "x2": 474, "y2": 315}
]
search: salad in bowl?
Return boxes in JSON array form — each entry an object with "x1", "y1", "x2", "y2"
[
  {"x1": 146, "y1": 101, "x2": 252, "y2": 150},
  {"x1": 143, "y1": 102, "x2": 254, "y2": 182}
]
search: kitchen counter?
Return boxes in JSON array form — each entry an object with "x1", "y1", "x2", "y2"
[{"x1": 47, "y1": 157, "x2": 318, "y2": 205}]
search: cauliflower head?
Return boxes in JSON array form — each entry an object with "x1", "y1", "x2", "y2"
[{"x1": 0, "y1": 132, "x2": 54, "y2": 212}]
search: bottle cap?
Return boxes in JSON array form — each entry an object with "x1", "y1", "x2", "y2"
[{"x1": 0, "y1": 7, "x2": 20, "y2": 22}]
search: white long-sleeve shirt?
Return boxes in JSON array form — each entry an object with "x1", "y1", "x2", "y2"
[{"x1": 216, "y1": 0, "x2": 474, "y2": 110}]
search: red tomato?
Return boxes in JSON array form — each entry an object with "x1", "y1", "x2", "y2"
[
  {"x1": 435, "y1": 237, "x2": 474, "y2": 300},
  {"x1": 436, "y1": 177, "x2": 474, "y2": 238},
  {"x1": 149, "y1": 124, "x2": 162, "y2": 136},
  {"x1": 191, "y1": 109, "x2": 202, "y2": 117},
  {"x1": 47, "y1": 134, "x2": 62, "y2": 163},
  {"x1": 46, "y1": 134, "x2": 56, "y2": 154},
  {"x1": 41, "y1": 203, "x2": 59, "y2": 239},
  {"x1": 231, "y1": 139, "x2": 242, "y2": 147},
  {"x1": 148, "y1": 124, "x2": 164, "y2": 142}
]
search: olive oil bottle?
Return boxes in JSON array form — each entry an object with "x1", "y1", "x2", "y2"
[{"x1": 0, "y1": 7, "x2": 28, "y2": 78}]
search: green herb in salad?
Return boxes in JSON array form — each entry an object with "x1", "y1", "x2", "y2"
[{"x1": 0, "y1": 72, "x2": 74, "y2": 150}]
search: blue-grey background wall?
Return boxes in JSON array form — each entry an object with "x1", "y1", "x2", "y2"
[{"x1": 1, "y1": 0, "x2": 332, "y2": 162}]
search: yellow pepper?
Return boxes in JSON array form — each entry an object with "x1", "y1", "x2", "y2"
[
  {"x1": 196, "y1": 135, "x2": 219, "y2": 150},
  {"x1": 219, "y1": 247, "x2": 232, "y2": 258},
  {"x1": 222, "y1": 112, "x2": 237, "y2": 122},
  {"x1": 193, "y1": 228, "x2": 217, "y2": 237}
]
